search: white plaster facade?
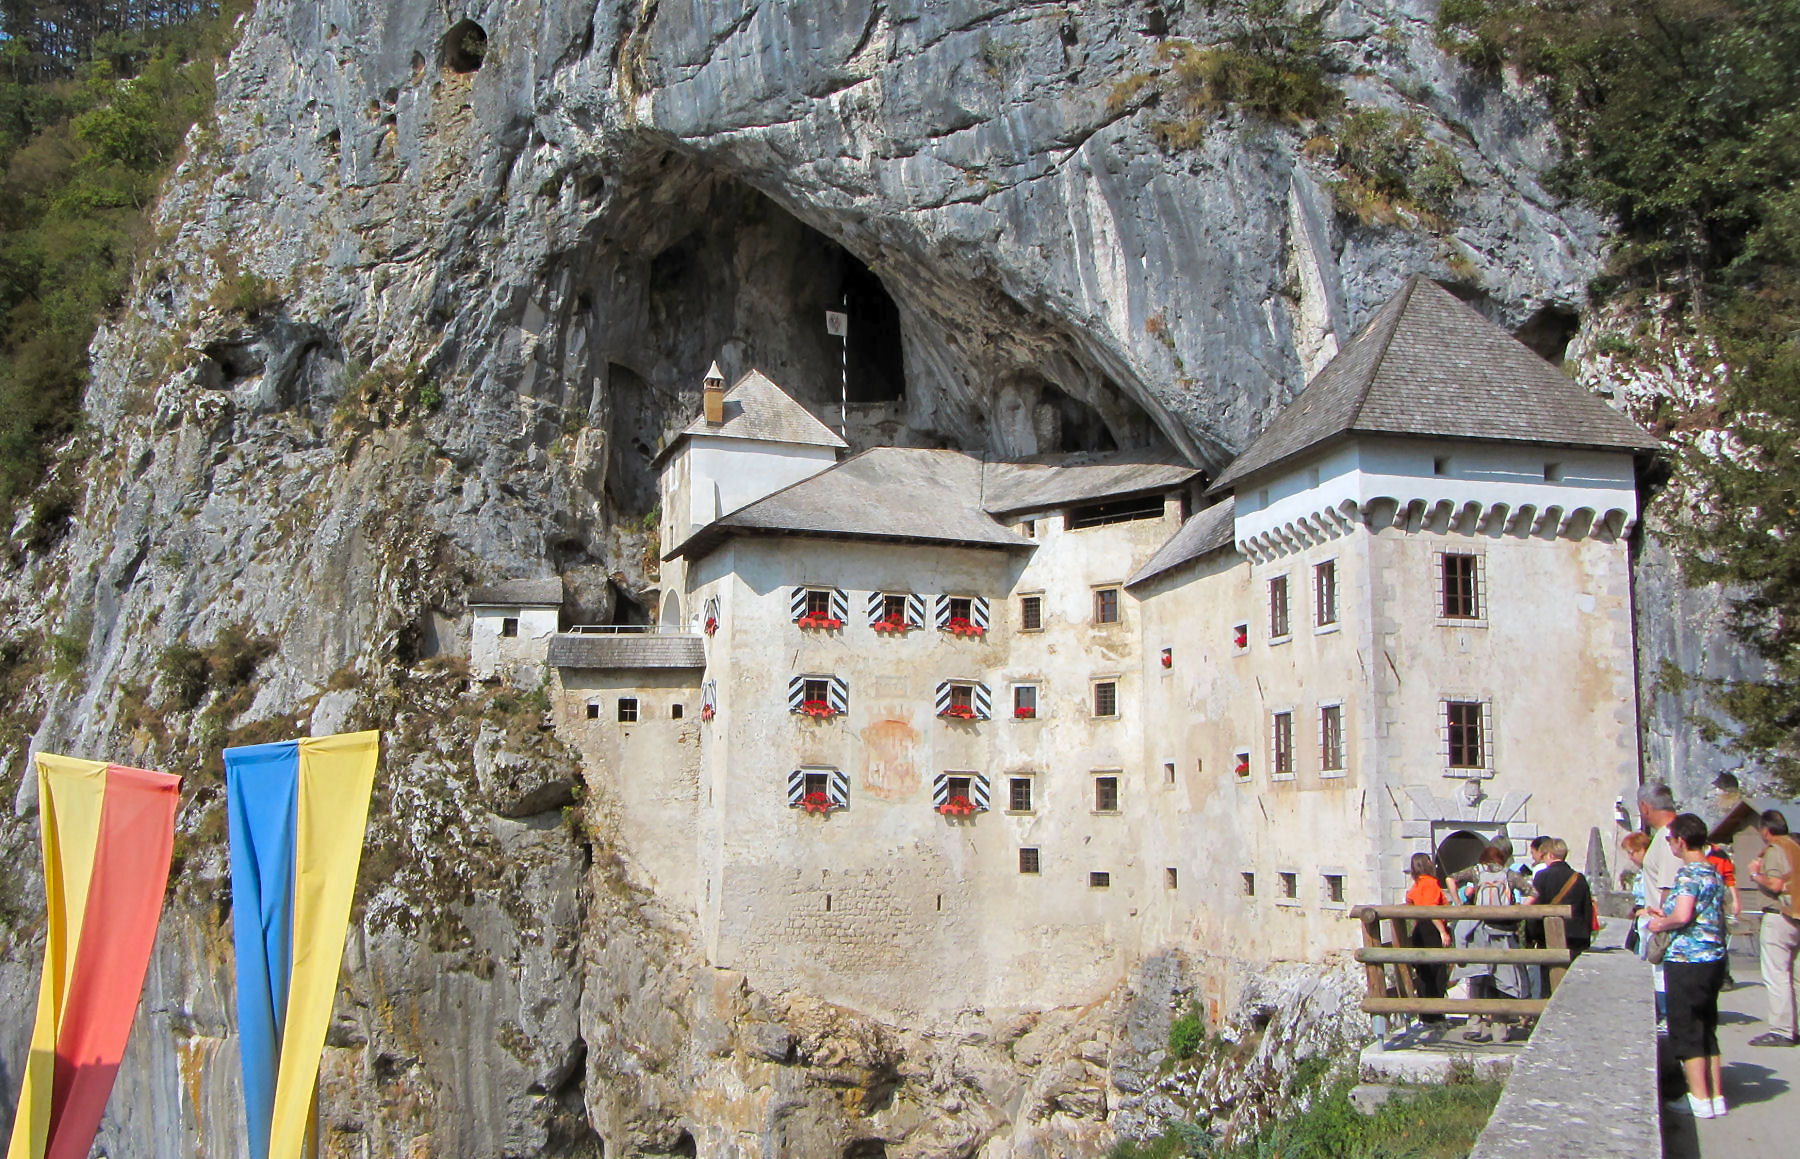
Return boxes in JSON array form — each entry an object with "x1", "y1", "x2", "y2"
[{"x1": 470, "y1": 602, "x2": 559, "y2": 682}]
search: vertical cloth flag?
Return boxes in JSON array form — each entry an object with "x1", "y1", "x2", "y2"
[
  {"x1": 225, "y1": 731, "x2": 379, "y2": 1159},
  {"x1": 7, "y1": 755, "x2": 180, "y2": 1159}
]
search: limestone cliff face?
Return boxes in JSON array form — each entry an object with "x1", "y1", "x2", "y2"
[{"x1": 0, "y1": 1, "x2": 1736, "y2": 1156}]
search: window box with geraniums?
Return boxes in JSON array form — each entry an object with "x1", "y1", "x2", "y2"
[
  {"x1": 801, "y1": 790, "x2": 836, "y2": 815},
  {"x1": 944, "y1": 617, "x2": 985, "y2": 638},
  {"x1": 704, "y1": 616, "x2": 718, "y2": 635},
  {"x1": 799, "y1": 700, "x2": 839, "y2": 719},
  {"x1": 1014, "y1": 705, "x2": 1036, "y2": 720},
  {"x1": 700, "y1": 704, "x2": 715, "y2": 722},
  {"x1": 937, "y1": 795, "x2": 977, "y2": 817},
  {"x1": 872, "y1": 616, "x2": 910, "y2": 635},
  {"x1": 796, "y1": 613, "x2": 843, "y2": 630},
  {"x1": 940, "y1": 704, "x2": 978, "y2": 721}
]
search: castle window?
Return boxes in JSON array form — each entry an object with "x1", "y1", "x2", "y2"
[
  {"x1": 1242, "y1": 872, "x2": 1256, "y2": 897},
  {"x1": 1092, "y1": 680, "x2": 1118, "y2": 718},
  {"x1": 935, "y1": 594, "x2": 990, "y2": 636},
  {"x1": 948, "y1": 596, "x2": 972, "y2": 622},
  {"x1": 1008, "y1": 776, "x2": 1034, "y2": 812},
  {"x1": 1439, "y1": 553, "x2": 1483, "y2": 620},
  {"x1": 1234, "y1": 750, "x2": 1251, "y2": 781},
  {"x1": 1268, "y1": 575, "x2": 1290, "y2": 639},
  {"x1": 1012, "y1": 683, "x2": 1038, "y2": 720},
  {"x1": 1322, "y1": 873, "x2": 1346, "y2": 906},
  {"x1": 1278, "y1": 871, "x2": 1299, "y2": 902},
  {"x1": 1067, "y1": 494, "x2": 1164, "y2": 529},
  {"x1": 1445, "y1": 699, "x2": 1490, "y2": 771},
  {"x1": 936, "y1": 680, "x2": 992, "y2": 720},
  {"x1": 671, "y1": 704, "x2": 684, "y2": 720},
  {"x1": 1314, "y1": 560, "x2": 1338, "y2": 627},
  {"x1": 1019, "y1": 847, "x2": 1041, "y2": 874},
  {"x1": 1089, "y1": 871, "x2": 1111, "y2": 888},
  {"x1": 1544, "y1": 461, "x2": 1564, "y2": 482},
  {"x1": 501, "y1": 617, "x2": 519, "y2": 638},
  {"x1": 586, "y1": 703, "x2": 600, "y2": 720},
  {"x1": 1434, "y1": 456, "x2": 1452, "y2": 476},
  {"x1": 933, "y1": 772, "x2": 990, "y2": 814},
  {"x1": 867, "y1": 591, "x2": 925, "y2": 631},
  {"x1": 1166, "y1": 867, "x2": 1178, "y2": 889},
  {"x1": 789, "y1": 674, "x2": 850, "y2": 717},
  {"x1": 786, "y1": 767, "x2": 850, "y2": 811},
  {"x1": 791, "y1": 586, "x2": 848, "y2": 628},
  {"x1": 807, "y1": 590, "x2": 832, "y2": 618},
  {"x1": 1093, "y1": 774, "x2": 1120, "y2": 813},
  {"x1": 1319, "y1": 704, "x2": 1345, "y2": 775},
  {"x1": 1232, "y1": 623, "x2": 1249, "y2": 653},
  {"x1": 1093, "y1": 586, "x2": 1121, "y2": 625},
  {"x1": 1163, "y1": 761, "x2": 1176, "y2": 786},
  {"x1": 1271, "y1": 711, "x2": 1294, "y2": 779},
  {"x1": 617, "y1": 697, "x2": 638, "y2": 723},
  {"x1": 1020, "y1": 593, "x2": 1043, "y2": 632}
]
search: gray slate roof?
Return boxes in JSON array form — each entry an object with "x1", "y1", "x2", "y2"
[
  {"x1": 1126, "y1": 498, "x2": 1238, "y2": 588},
  {"x1": 669, "y1": 446, "x2": 1036, "y2": 560},
  {"x1": 1210, "y1": 276, "x2": 1659, "y2": 493},
  {"x1": 547, "y1": 634, "x2": 706, "y2": 670},
  {"x1": 469, "y1": 578, "x2": 564, "y2": 606},
  {"x1": 981, "y1": 451, "x2": 1199, "y2": 517},
  {"x1": 653, "y1": 369, "x2": 848, "y2": 466}
]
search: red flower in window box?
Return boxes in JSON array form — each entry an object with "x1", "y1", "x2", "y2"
[
  {"x1": 872, "y1": 616, "x2": 910, "y2": 634},
  {"x1": 1014, "y1": 705, "x2": 1036, "y2": 720},
  {"x1": 1161, "y1": 651, "x2": 1173, "y2": 668},
  {"x1": 937, "y1": 795, "x2": 977, "y2": 816},
  {"x1": 944, "y1": 617, "x2": 985, "y2": 638},
  {"x1": 700, "y1": 704, "x2": 715, "y2": 722},
  {"x1": 1233, "y1": 627, "x2": 1248, "y2": 650},
  {"x1": 801, "y1": 790, "x2": 836, "y2": 815},
  {"x1": 940, "y1": 704, "x2": 979, "y2": 720},
  {"x1": 797, "y1": 613, "x2": 843, "y2": 630},
  {"x1": 799, "y1": 700, "x2": 839, "y2": 718},
  {"x1": 704, "y1": 616, "x2": 719, "y2": 635},
  {"x1": 1235, "y1": 755, "x2": 1250, "y2": 776}
]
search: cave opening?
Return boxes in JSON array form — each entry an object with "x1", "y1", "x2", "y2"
[
  {"x1": 833, "y1": 252, "x2": 904, "y2": 404},
  {"x1": 442, "y1": 20, "x2": 488, "y2": 73},
  {"x1": 1513, "y1": 304, "x2": 1581, "y2": 366},
  {"x1": 671, "y1": 1130, "x2": 697, "y2": 1157}
]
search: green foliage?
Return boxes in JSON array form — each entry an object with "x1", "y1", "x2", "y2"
[
  {"x1": 1435, "y1": 0, "x2": 1800, "y2": 790},
  {"x1": 157, "y1": 623, "x2": 274, "y2": 711},
  {"x1": 1168, "y1": 1002, "x2": 1207, "y2": 1060},
  {"x1": 417, "y1": 380, "x2": 443, "y2": 411},
  {"x1": 0, "y1": 3, "x2": 250, "y2": 517},
  {"x1": 213, "y1": 265, "x2": 280, "y2": 318},
  {"x1": 157, "y1": 640, "x2": 208, "y2": 709},
  {"x1": 1324, "y1": 109, "x2": 1467, "y2": 226}
]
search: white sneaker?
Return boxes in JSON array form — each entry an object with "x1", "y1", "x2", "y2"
[
  {"x1": 1711, "y1": 1095, "x2": 1728, "y2": 1117},
  {"x1": 1691, "y1": 1093, "x2": 1715, "y2": 1119}
]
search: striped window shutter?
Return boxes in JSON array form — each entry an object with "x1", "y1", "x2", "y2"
[
  {"x1": 829, "y1": 588, "x2": 849, "y2": 623},
  {"x1": 788, "y1": 676, "x2": 806, "y2": 712},
  {"x1": 790, "y1": 586, "x2": 809, "y2": 621},
  {"x1": 934, "y1": 681, "x2": 952, "y2": 715},
  {"x1": 972, "y1": 597, "x2": 990, "y2": 631},
  {"x1": 702, "y1": 680, "x2": 717, "y2": 711},
  {"x1": 973, "y1": 682, "x2": 992, "y2": 720},
  {"x1": 704, "y1": 595, "x2": 720, "y2": 623},
  {"x1": 787, "y1": 770, "x2": 807, "y2": 807},
  {"x1": 931, "y1": 774, "x2": 950, "y2": 808},
  {"x1": 934, "y1": 594, "x2": 951, "y2": 628},
  {"x1": 829, "y1": 770, "x2": 851, "y2": 808},
  {"x1": 906, "y1": 593, "x2": 926, "y2": 628},
  {"x1": 971, "y1": 774, "x2": 991, "y2": 812},
  {"x1": 828, "y1": 676, "x2": 849, "y2": 715},
  {"x1": 866, "y1": 591, "x2": 885, "y2": 622}
]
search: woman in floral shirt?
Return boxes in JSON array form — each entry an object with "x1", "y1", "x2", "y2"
[{"x1": 1649, "y1": 812, "x2": 1731, "y2": 1118}]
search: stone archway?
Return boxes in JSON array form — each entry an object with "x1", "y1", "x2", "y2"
[
  {"x1": 660, "y1": 589, "x2": 682, "y2": 629},
  {"x1": 1435, "y1": 829, "x2": 1488, "y2": 879}
]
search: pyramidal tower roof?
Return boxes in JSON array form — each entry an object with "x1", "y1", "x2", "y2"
[
  {"x1": 1210, "y1": 276, "x2": 1658, "y2": 492},
  {"x1": 680, "y1": 369, "x2": 847, "y2": 448}
]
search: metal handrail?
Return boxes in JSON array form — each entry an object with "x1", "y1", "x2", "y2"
[{"x1": 563, "y1": 624, "x2": 694, "y2": 635}]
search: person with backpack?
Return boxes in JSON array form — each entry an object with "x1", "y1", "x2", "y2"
[
  {"x1": 1451, "y1": 845, "x2": 1532, "y2": 1042},
  {"x1": 1746, "y1": 809, "x2": 1800, "y2": 1047},
  {"x1": 1530, "y1": 837, "x2": 1594, "y2": 998}
]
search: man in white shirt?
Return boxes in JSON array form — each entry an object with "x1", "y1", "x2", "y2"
[{"x1": 1639, "y1": 783, "x2": 1682, "y2": 1022}]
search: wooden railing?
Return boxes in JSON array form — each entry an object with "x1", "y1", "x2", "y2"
[{"x1": 1350, "y1": 904, "x2": 1573, "y2": 1018}]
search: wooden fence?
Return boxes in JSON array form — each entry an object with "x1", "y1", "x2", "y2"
[{"x1": 1349, "y1": 904, "x2": 1574, "y2": 1018}]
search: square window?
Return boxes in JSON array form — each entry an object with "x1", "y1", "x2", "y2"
[
  {"x1": 1544, "y1": 462, "x2": 1563, "y2": 482},
  {"x1": 1165, "y1": 867, "x2": 1178, "y2": 889},
  {"x1": 1269, "y1": 575, "x2": 1290, "y2": 638},
  {"x1": 1446, "y1": 700, "x2": 1487, "y2": 768},
  {"x1": 618, "y1": 697, "x2": 638, "y2": 723},
  {"x1": 1323, "y1": 873, "x2": 1345, "y2": 904},
  {"x1": 1279, "y1": 871, "x2": 1298, "y2": 900},
  {"x1": 1441, "y1": 553, "x2": 1481, "y2": 619},
  {"x1": 1089, "y1": 871, "x2": 1111, "y2": 889},
  {"x1": 1234, "y1": 750, "x2": 1251, "y2": 780},
  {"x1": 1020, "y1": 594, "x2": 1043, "y2": 631},
  {"x1": 1019, "y1": 847, "x2": 1041, "y2": 874},
  {"x1": 671, "y1": 704, "x2": 684, "y2": 720},
  {"x1": 1093, "y1": 680, "x2": 1118, "y2": 718},
  {"x1": 1433, "y1": 456, "x2": 1451, "y2": 476},
  {"x1": 804, "y1": 677, "x2": 830, "y2": 705},
  {"x1": 1272, "y1": 711, "x2": 1294, "y2": 777},
  {"x1": 948, "y1": 596, "x2": 973, "y2": 623},
  {"x1": 803, "y1": 771, "x2": 830, "y2": 798},
  {"x1": 1094, "y1": 586, "x2": 1121, "y2": 624},
  {"x1": 1094, "y1": 775, "x2": 1119, "y2": 813},
  {"x1": 944, "y1": 775, "x2": 974, "y2": 808},
  {"x1": 501, "y1": 617, "x2": 519, "y2": 638},
  {"x1": 882, "y1": 593, "x2": 908, "y2": 622},
  {"x1": 949, "y1": 684, "x2": 974, "y2": 712},
  {"x1": 1232, "y1": 623, "x2": 1249, "y2": 652},
  {"x1": 1241, "y1": 872, "x2": 1256, "y2": 897},
  {"x1": 1314, "y1": 560, "x2": 1338, "y2": 626},
  {"x1": 806, "y1": 589, "x2": 832, "y2": 618},
  {"x1": 586, "y1": 702, "x2": 600, "y2": 720},
  {"x1": 1320, "y1": 705, "x2": 1344, "y2": 773},
  {"x1": 1013, "y1": 684, "x2": 1038, "y2": 720},
  {"x1": 1021, "y1": 519, "x2": 1036, "y2": 538},
  {"x1": 1009, "y1": 776, "x2": 1034, "y2": 812}
]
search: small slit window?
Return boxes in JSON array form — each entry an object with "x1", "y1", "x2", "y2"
[
  {"x1": 1314, "y1": 560, "x2": 1338, "y2": 627},
  {"x1": 1323, "y1": 874, "x2": 1346, "y2": 905},
  {"x1": 1242, "y1": 872, "x2": 1256, "y2": 897},
  {"x1": 1279, "y1": 872, "x2": 1298, "y2": 900},
  {"x1": 1067, "y1": 494, "x2": 1165, "y2": 529},
  {"x1": 671, "y1": 703, "x2": 684, "y2": 720},
  {"x1": 586, "y1": 702, "x2": 600, "y2": 720},
  {"x1": 1269, "y1": 575, "x2": 1290, "y2": 639},
  {"x1": 1320, "y1": 704, "x2": 1345, "y2": 774},
  {"x1": 1166, "y1": 867, "x2": 1178, "y2": 889},
  {"x1": 1271, "y1": 711, "x2": 1294, "y2": 778},
  {"x1": 501, "y1": 617, "x2": 519, "y2": 638},
  {"x1": 1089, "y1": 871, "x2": 1111, "y2": 888}
]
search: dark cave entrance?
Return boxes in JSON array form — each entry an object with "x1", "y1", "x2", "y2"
[{"x1": 834, "y1": 252, "x2": 904, "y2": 403}]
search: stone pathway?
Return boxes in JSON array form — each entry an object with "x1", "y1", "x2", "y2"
[{"x1": 1662, "y1": 947, "x2": 1800, "y2": 1157}]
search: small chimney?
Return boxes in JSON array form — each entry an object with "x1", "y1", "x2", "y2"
[{"x1": 702, "y1": 361, "x2": 726, "y2": 424}]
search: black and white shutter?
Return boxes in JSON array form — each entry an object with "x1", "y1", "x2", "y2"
[
  {"x1": 931, "y1": 773, "x2": 990, "y2": 811},
  {"x1": 866, "y1": 591, "x2": 886, "y2": 622},
  {"x1": 971, "y1": 597, "x2": 990, "y2": 632},
  {"x1": 703, "y1": 595, "x2": 721, "y2": 625},
  {"x1": 787, "y1": 770, "x2": 807, "y2": 806},
  {"x1": 934, "y1": 594, "x2": 951, "y2": 629},
  {"x1": 790, "y1": 586, "x2": 810, "y2": 621},
  {"x1": 972, "y1": 682, "x2": 992, "y2": 720},
  {"x1": 829, "y1": 588, "x2": 848, "y2": 623},
  {"x1": 970, "y1": 774, "x2": 991, "y2": 811},
  {"x1": 906, "y1": 593, "x2": 927, "y2": 628},
  {"x1": 934, "y1": 681, "x2": 953, "y2": 715},
  {"x1": 788, "y1": 676, "x2": 807, "y2": 712},
  {"x1": 931, "y1": 774, "x2": 951, "y2": 808},
  {"x1": 701, "y1": 680, "x2": 717, "y2": 712},
  {"x1": 828, "y1": 769, "x2": 850, "y2": 808},
  {"x1": 829, "y1": 675, "x2": 849, "y2": 715}
]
